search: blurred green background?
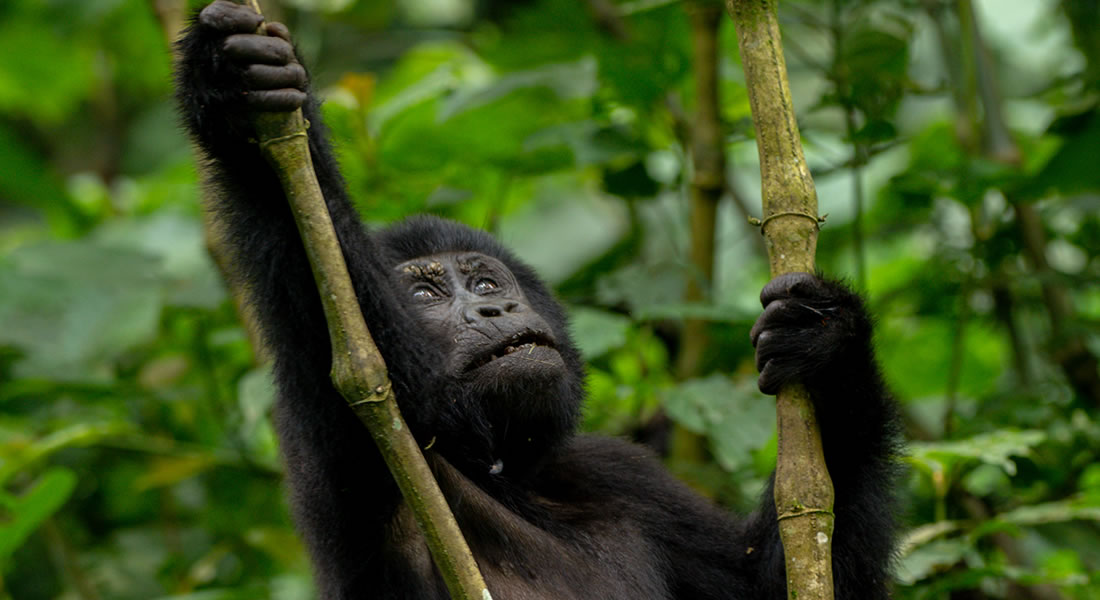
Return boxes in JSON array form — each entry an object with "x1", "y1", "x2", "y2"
[{"x1": 1, "y1": 0, "x2": 1099, "y2": 598}]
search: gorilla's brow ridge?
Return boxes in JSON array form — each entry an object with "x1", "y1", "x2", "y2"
[
  {"x1": 401, "y1": 261, "x2": 446, "y2": 282},
  {"x1": 456, "y1": 255, "x2": 490, "y2": 275}
]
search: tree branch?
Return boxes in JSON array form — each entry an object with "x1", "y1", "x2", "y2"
[{"x1": 725, "y1": 1, "x2": 834, "y2": 598}]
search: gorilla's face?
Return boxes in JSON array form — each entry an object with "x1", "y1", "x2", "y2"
[
  {"x1": 394, "y1": 252, "x2": 566, "y2": 384},
  {"x1": 392, "y1": 250, "x2": 580, "y2": 470}
]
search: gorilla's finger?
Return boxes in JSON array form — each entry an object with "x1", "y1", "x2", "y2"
[
  {"x1": 759, "y1": 271, "x2": 817, "y2": 307},
  {"x1": 757, "y1": 362, "x2": 782, "y2": 396},
  {"x1": 245, "y1": 63, "x2": 307, "y2": 91},
  {"x1": 754, "y1": 329, "x2": 796, "y2": 372},
  {"x1": 265, "y1": 22, "x2": 293, "y2": 42},
  {"x1": 753, "y1": 331, "x2": 773, "y2": 372},
  {"x1": 246, "y1": 89, "x2": 307, "y2": 112},
  {"x1": 750, "y1": 299, "x2": 807, "y2": 346},
  {"x1": 224, "y1": 34, "x2": 296, "y2": 66},
  {"x1": 199, "y1": 1, "x2": 264, "y2": 34}
]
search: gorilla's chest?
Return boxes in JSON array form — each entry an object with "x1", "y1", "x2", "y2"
[
  {"x1": 472, "y1": 518, "x2": 666, "y2": 600},
  {"x1": 386, "y1": 480, "x2": 669, "y2": 599}
]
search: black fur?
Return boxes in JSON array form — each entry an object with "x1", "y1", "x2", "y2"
[{"x1": 175, "y1": 3, "x2": 902, "y2": 598}]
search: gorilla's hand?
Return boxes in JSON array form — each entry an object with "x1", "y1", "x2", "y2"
[
  {"x1": 181, "y1": 1, "x2": 307, "y2": 116},
  {"x1": 750, "y1": 272, "x2": 872, "y2": 395}
]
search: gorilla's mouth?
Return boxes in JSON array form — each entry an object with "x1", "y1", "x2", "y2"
[{"x1": 466, "y1": 331, "x2": 557, "y2": 372}]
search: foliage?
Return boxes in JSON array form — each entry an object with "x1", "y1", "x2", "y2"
[{"x1": 0, "y1": 0, "x2": 1098, "y2": 598}]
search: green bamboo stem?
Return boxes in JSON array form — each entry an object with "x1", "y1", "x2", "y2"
[{"x1": 724, "y1": 1, "x2": 835, "y2": 599}]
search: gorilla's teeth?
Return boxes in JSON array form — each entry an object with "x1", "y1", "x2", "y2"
[{"x1": 490, "y1": 339, "x2": 544, "y2": 363}]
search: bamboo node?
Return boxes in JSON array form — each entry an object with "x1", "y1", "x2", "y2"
[
  {"x1": 776, "y1": 507, "x2": 834, "y2": 521},
  {"x1": 258, "y1": 130, "x2": 308, "y2": 150},
  {"x1": 349, "y1": 395, "x2": 385, "y2": 406},
  {"x1": 749, "y1": 211, "x2": 827, "y2": 235}
]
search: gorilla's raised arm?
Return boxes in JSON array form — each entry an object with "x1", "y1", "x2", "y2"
[{"x1": 175, "y1": 3, "x2": 430, "y2": 592}]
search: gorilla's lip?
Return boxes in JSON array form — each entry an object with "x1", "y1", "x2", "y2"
[{"x1": 465, "y1": 330, "x2": 557, "y2": 372}]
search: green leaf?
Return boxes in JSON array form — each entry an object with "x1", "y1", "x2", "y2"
[
  {"x1": 899, "y1": 520, "x2": 966, "y2": 555},
  {"x1": 909, "y1": 430, "x2": 1047, "y2": 476},
  {"x1": 369, "y1": 41, "x2": 481, "y2": 132},
  {"x1": 663, "y1": 375, "x2": 774, "y2": 471},
  {"x1": 499, "y1": 187, "x2": 629, "y2": 284},
  {"x1": 961, "y1": 463, "x2": 1010, "y2": 497},
  {"x1": 904, "y1": 122, "x2": 966, "y2": 176},
  {"x1": 876, "y1": 318, "x2": 1006, "y2": 401},
  {"x1": 0, "y1": 240, "x2": 163, "y2": 381},
  {"x1": 371, "y1": 45, "x2": 595, "y2": 176},
  {"x1": 839, "y1": 22, "x2": 910, "y2": 122},
  {"x1": 979, "y1": 499, "x2": 1100, "y2": 534},
  {"x1": 896, "y1": 538, "x2": 971, "y2": 585},
  {"x1": 567, "y1": 306, "x2": 631, "y2": 360},
  {"x1": 0, "y1": 467, "x2": 78, "y2": 562},
  {"x1": 0, "y1": 422, "x2": 133, "y2": 484},
  {"x1": 0, "y1": 214, "x2": 226, "y2": 380},
  {"x1": 1023, "y1": 111, "x2": 1100, "y2": 198},
  {"x1": 439, "y1": 57, "x2": 597, "y2": 120},
  {"x1": 93, "y1": 213, "x2": 226, "y2": 309},
  {"x1": 524, "y1": 121, "x2": 641, "y2": 167}
]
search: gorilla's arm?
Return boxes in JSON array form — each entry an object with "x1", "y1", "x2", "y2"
[
  {"x1": 175, "y1": 2, "x2": 380, "y2": 367},
  {"x1": 650, "y1": 275, "x2": 900, "y2": 599},
  {"x1": 175, "y1": 2, "x2": 420, "y2": 592},
  {"x1": 736, "y1": 273, "x2": 902, "y2": 598}
]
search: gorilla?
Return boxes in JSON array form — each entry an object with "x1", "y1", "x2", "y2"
[{"x1": 175, "y1": 3, "x2": 901, "y2": 598}]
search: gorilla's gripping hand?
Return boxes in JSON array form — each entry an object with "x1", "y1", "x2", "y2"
[
  {"x1": 747, "y1": 272, "x2": 899, "y2": 597},
  {"x1": 750, "y1": 272, "x2": 874, "y2": 397},
  {"x1": 177, "y1": 1, "x2": 309, "y2": 151}
]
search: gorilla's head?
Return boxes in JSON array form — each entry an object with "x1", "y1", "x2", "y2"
[{"x1": 374, "y1": 216, "x2": 585, "y2": 478}]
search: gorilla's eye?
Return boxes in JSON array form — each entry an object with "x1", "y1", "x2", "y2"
[
  {"x1": 411, "y1": 286, "x2": 439, "y2": 300},
  {"x1": 473, "y1": 278, "x2": 498, "y2": 294}
]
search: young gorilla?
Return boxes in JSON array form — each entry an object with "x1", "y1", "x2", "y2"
[{"x1": 176, "y1": 3, "x2": 902, "y2": 598}]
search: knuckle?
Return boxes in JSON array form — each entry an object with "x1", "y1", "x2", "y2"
[
  {"x1": 222, "y1": 33, "x2": 249, "y2": 51},
  {"x1": 267, "y1": 22, "x2": 292, "y2": 39},
  {"x1": 268, "y1": 38, "x2": 293, "y2": 57},
  {"x1": 249, "y1": 89, "x2": 305, "y2": 111},
  {"x1": 200, "y1": 1, "x2": 260, "y2": 32}
]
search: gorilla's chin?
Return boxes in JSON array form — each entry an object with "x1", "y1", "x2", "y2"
[{"x1": 472, "y1": 361, "x2": 580, "y2": 453}]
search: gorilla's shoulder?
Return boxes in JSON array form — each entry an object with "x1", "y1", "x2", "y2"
[
  {"x1": 538, "y1": 435, "x2": 736, "y2": 531},
  {"x1": 558, "y1": 435, "x2": 663, "y2": 469}
]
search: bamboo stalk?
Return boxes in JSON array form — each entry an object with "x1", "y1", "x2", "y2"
[{"x1": 725, "y1": 1, "x2": 835, "y2": 598}]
